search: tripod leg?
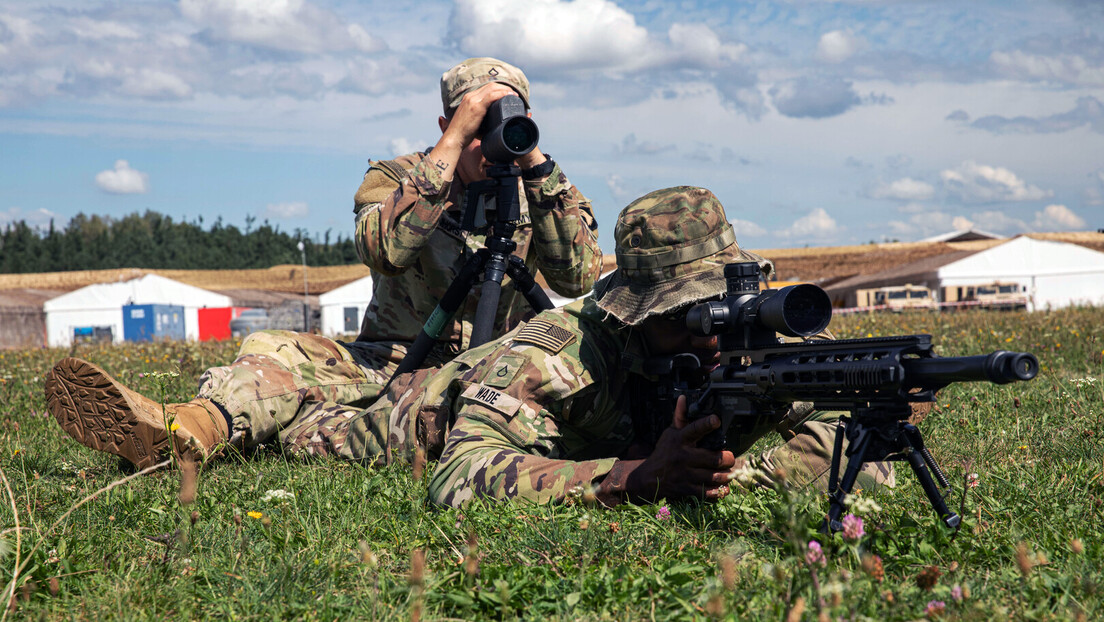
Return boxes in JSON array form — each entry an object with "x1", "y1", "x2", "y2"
[
  {"x1": 506, "y1": 255, "x2": 554, "y2": 312},
  {"x1": 901, "y1": 426, "x2": 961, "y2": 528},
  {"x1": 823, "y1": 425, "x2": 873, "y2": 533},
  {"x1": 388, "y1": 250, "x2": 488, "y2": 383},
  {"x1": 471, "y1": 252, "x2": 509, "y2": 347}
]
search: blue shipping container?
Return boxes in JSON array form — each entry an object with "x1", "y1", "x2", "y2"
[{"x1": 123, "y1": 304, "x2": 185, "y2": 342}]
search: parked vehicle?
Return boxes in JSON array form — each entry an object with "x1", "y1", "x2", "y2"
[
  {"x1": 944, "y1": 282, "x2": 1028, "y2": 311},
  {"x1": 229, "y1": 308, "x2": 269, "y2": 337},
  {"x1": 866, "y1": 284, "x2": 938, "y2": 312}
]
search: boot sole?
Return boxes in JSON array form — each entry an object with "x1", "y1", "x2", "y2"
[{"x1": 45, "y1": 357, "x2": 169, "y2": 470}]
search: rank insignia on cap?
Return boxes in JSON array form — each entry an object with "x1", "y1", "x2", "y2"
[{"x1": 514, "y1": 318, "x2": 576, "y2": 353}]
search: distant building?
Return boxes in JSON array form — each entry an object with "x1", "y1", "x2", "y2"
[
  {"x1": 43, "y1": 274, "x2": 231, "y2": 347},
  {"x1": 826, "y1": 237, "x2": 1104, "y2": 311},
  {"x1": 919, "y1": 229, "x2": 1004, "y2": 243},
  {"x1": 318, "y1": 275, "x2": 373, "y2": 337}
]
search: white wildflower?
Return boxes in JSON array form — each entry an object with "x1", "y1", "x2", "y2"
[
  {"x1": 843, "y1": 494, "x2": 883, "y2": 514},
  {"x1": 727, "y1": 463, "x2": 761, "y2": 487},
  {"x1": 261, "y1": 489, "x2": 295, "y2": 502}
]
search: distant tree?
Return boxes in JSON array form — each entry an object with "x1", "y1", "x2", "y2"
[{"x1": 0, "y1": 210, "x2": 365, "y2": 273}]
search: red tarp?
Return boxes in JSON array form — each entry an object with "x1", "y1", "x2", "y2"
[{"x1": 198, "y1": 307, "x2": 250, "y2": 341}]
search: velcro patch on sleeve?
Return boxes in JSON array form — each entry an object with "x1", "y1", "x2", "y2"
[
  {"x1": 460, "y1": 383, "x2": 524, "y2": 418},
  {"x1": 514, "y1": 318, "x2": 577, "y2": 354},
  {"x1": 484, "y1": 354, "x2": 526, "y2": 389}
]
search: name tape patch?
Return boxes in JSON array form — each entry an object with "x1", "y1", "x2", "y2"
[
  {"x1": 461, "y1": 383, "x2": 523, "y2": 418},
  {"x1": 514, "y1": 318, "x2": 576, "y2": 354}
]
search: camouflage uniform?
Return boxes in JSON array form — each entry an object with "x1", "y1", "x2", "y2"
[
  {"x1": 195, "y1": 60, "x2": 602, "y2": 447},
  {"x1": 276, "y1": 187, "x2": 893, "y2": 506}
]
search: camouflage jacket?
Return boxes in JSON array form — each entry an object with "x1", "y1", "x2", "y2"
[
  {"x1": 414, "y1": 297, "x2": 642, "y2": 507},
  {"x1": 374, "y1": 295, "x2": 822, "y2": 507},
  {"x1": 353, "y1": 152, "x2": 602, "y2": 349}
]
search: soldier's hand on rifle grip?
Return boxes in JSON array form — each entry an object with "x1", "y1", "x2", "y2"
[{"x1": 599, "y1": 396, "x2": 736, "y2": 505}]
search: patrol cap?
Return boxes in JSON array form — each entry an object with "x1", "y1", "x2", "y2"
[
  {"x1": 440, "y1": 57, "x2": 530, "y2": 114},
  {"x1": 593, "y1": 186, "x2": 775, "y2": 326}
]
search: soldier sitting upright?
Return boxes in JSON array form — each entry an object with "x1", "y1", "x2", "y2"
[{"x1": 45, "y1": 57, "x2": 602, "y2": 470}]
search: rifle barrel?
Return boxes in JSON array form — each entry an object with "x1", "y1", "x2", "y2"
[{"x1": 903, "y1": 351, "x2": 1038, "y2": 387}]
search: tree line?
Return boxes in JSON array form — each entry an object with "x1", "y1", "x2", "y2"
[{"x1": 0, "y1": 211, "x2": 361, "y2": 274}]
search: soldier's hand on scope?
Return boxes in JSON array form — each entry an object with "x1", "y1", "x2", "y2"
[
  {"x1": 627, "y1": 395, "x2": 737, "y2": 501},
  {"x1": 443, "y1": 83, "x2": 518, "y2": 149}
]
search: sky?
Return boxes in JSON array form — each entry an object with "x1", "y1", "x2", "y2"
[{"x1": 1, "y1": 0, "x2": 1102, "y2": 255}]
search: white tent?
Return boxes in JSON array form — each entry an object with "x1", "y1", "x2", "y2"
[
  {"x1": 318, "y1": 275, "x2": 374, "y2": 337},
  {"x1": 44, "y1": 274, "x2": 232, "y2": 347},
  {"x1": 937, "y1": 236, "x2": 1104, "y2": 311}
]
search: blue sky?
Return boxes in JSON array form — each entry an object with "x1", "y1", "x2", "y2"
[{"x1": 2, "y1": 0, "x2": 1102, "y2": 254}]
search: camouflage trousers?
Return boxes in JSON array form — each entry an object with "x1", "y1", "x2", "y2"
[
  {"x1": 195, "y1": 330, "x2": 457, "y2": 452},
  {"x1": 198, "y1": 331, "x2": 895, "y2": 494}
]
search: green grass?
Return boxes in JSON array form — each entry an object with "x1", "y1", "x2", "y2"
[{"x1": 1, "y1": 307, "x2": 1102, "y2": 620}]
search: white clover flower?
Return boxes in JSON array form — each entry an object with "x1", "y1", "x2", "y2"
[
  {"x1": 843, "y1": 494, "x2": 883, "y2": 514},
  {"x1": 727, "y1": 463, "x2": 761, "y2": 487},
  {"x1": 261, "y1": 489, "x2": 295, "y2": 502}
]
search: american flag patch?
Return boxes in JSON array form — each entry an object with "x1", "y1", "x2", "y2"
[{"x1": 514, "y1": 318, "x2": 577, "y2": 353}]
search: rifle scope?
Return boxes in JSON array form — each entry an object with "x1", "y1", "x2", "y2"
[
  {"x1": 479, "y1": 94, "x2": 539, "y2": 164},
  {"x1": 686, "y1": 262, "x2": 832, "y2": 339}
]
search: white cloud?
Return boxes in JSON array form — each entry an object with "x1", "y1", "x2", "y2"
[
  {"x1": 776, "y1": 208, "x2": 839, "y2": 239},
  {"x1": 952, "y1": 216, "x2": 974, "y2": 231},
  {"x1": 180, "y1": 0, "x2": 384, "y2": 54},
  {"x1": 991, "y1": 50, "x2": 1104, "y2": 87},
  {"x1": 730, "y1": 218, "x2": 766, "y2": 238},
  {"x1": 388, "y1": 137, "x2": 428, "y2": 157},
  {"x1": 606, "y1": 174, "x2": 641, "y2": 203},
  {"x1": 967, "y1": 210, "x2": 1030, "y2": 234},
  {"x1": 94, "y1": 160, "x2": 149, "y2": 194},
  {"x1": 887, "y1": 211, "x2": 956, "y2": 239},
  {"x1": 769, "y1": 76, "x2": 860, "y2": 118},
  {"x1": 1085, "y1": 170, "x2": 1104, "y2": 206},
  {"x1": 1032, "y1": 204, "x2": 1086, "y2": 231},
  {"x1": 449, "y1": 0, "x2": 649, "y2": 69},
  {"x1": 871, "y1": 178, "x2": 935, "y2": 201},
  {"x1": 940, "y1": 160, "x2": 1052, "y2": 203},
  {"x1": 665, "y1": 22, "x2": 747, "y2": 67},
  {"x1": 448, "y1": 0, "x2": 744, "y2": 73},
  {"x1": 66, "y1": 17, "x2": 141, "y2": 40},
  {"x1": 816, "y1": 30, "x2": 861, "y2": 64},
  {"x1": 0, "y1": 206, "x2": 61, "y2": 229},
  {"x1": 264, "y1": 201, "x2": 310, "y2": 219},
  {"x1": 614, "y1": 133, "x2": 675, "y2": 157}
]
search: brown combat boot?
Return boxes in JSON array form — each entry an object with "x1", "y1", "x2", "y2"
[{"x1": 45, "y1": 357, "x2": 229, "y2": 470}]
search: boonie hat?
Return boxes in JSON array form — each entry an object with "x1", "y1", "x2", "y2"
[
  {"x1": 593, "y1": 186, "x2": 775, "y2": 326},
  {"x1": 441, "y1": 57, "x2": 530, "y2": 114}
]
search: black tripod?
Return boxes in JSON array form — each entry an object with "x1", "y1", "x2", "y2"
[
  {"x1": 388, "y1": 163, "x2": 553, "y2": 381},
  {"x1": 824, "y1": 405, "x2": 961, "y2": 532}
]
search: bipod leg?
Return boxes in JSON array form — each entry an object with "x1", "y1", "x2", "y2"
[
  {"x1": 387, "y1": 249, "x2": 488, "y2": 386},
  {"x1": 901, "y1": 424, "x2": 961, "y2": 528},
  {"x1": 822, "y1": 423, "x2": 873, "y2": 533},
  {"x1": 826, "y1": 417, "x2": 848, "y2": 497},
  {"x1": 506, "y1": 255, "x2": 554, "y2": 312}
]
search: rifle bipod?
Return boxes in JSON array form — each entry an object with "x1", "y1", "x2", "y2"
[{"x1": 823, "y1": 408, "x2": 961, "y2": 533}]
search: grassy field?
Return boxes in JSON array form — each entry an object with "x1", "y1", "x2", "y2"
[{"x1": 1, "y1": 307, "x2": 1101, "y2": 620}]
